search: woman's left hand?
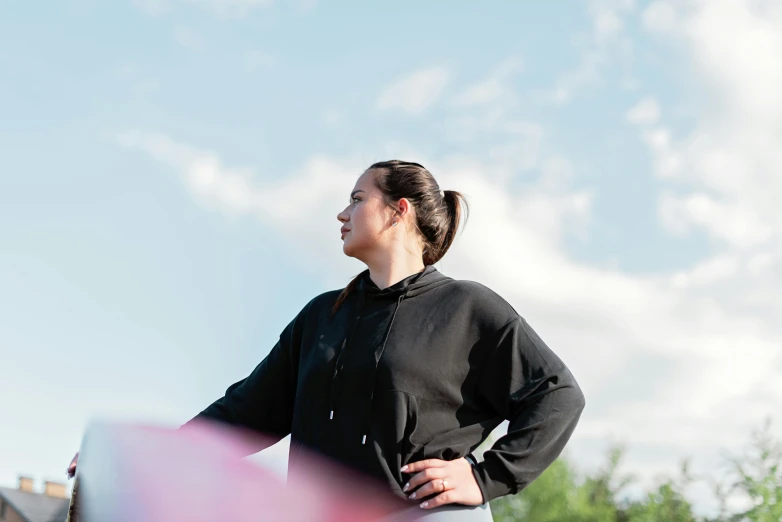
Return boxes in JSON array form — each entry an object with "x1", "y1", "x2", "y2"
[{"x1": 400, "y1": 458, "x2": 484, "y2": 509}]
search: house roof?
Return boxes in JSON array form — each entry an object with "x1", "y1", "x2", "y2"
[{"x1": 0, "y1": 487, "x2": 70, "y2": 522}]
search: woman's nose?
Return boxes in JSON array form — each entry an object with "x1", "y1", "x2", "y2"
[{"x1": 337, "y1": 208, "x2": 349, "y2": 223}]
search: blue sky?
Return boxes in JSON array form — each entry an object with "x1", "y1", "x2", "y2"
[{"x1": 3, "y1": 0, "x2": 781, "y2": 516}]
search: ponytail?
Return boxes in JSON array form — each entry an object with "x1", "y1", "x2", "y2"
[
  {"x1": 331, "y1": 273, "x2": 362, "y2": 316},
  {"x1": 425, "y1": 190, "x2": 469, "y2": 265}
]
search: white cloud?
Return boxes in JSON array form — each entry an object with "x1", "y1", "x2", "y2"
[
  {"x1": 641, "y1": 0, "x2": 782, "y2": 258},
  {"x1": 594, "y1": 8, "x2": 624, "y2": 42},
  {"x1": 133, "y1": 0, "x2": 274, "y2": 18},
  {"x1": 671, "y1": 254, "x2": 739, "y2": 288},
  {"x1": 442, "y1": 57, "x2": 534, "y2": 148},
  {"x1": 245, "y1": 50, "x2": 277, "y2": 71},
  {"x1": 659, "y1": 192, "x2": 774, "y2": 249},
  {"x1": 626, "y1": 96, "x2": 661, "y2": 125},
  {"x1": 641, "y1": 126, "x2": 683, "y2": 178},
  {"x1": 321, "y1": 108, "x2": 341, "y2": 126},
  {"x1": 192, "y1": 0, "x2": 273, "y2": 18},
  {"x1": 132, "y1": 0, "x2": 172, "y2": 16},
  {"x1": 546, "y1": 0, "x2": 638, "y2": 104},
  {"x1": 619, "y1": 76, "x2": 642, "y2": 91},
  {"x1": 642, "y1": 0, "x2": 678, "y2": 32},
  {"x1": 486, "y1": 126, "x2": 544, "y2": 175},
  {"x1": 747, "y1": 253, "x2": 773, "y2": 276},
  {"x1": 293, "y1": 0, "x2": 318, "y2": 13},
  {"x1": 620, "y1": 6, "x2": 782, "y2": 508},
  {"x1": 452, "y1": 57, "x2": 523, "y2": 108},
  {"x1": 173, "y1": 26, "x2": 203, "y2": 51},
  {"x1": 376, "y1": 67, "x2": 451, "y2": 115},
  {"x1": 116, "y1": 131, "x2": 368, "y2": 279}
]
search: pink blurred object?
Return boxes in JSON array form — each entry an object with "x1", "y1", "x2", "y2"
[{"x1": 74, "y1": 419, "x2": 412, "y2": 522}]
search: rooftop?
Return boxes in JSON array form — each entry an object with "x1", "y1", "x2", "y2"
[{"x1": 0, "y1": 482, "x2": 70, "y2": 522}]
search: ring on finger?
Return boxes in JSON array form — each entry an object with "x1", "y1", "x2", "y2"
[{"x1": 441, "y1": 479, "x2": 448, "y2": 491}]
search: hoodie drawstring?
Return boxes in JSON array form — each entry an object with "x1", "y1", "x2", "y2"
[
  {"x1": 362, "y1": 293, "x2": 405, "y2": 445},
  {"x1": 328, "y1": 290, "x2": 366, "y2": 421}
]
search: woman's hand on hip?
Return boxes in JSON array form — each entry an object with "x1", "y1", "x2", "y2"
[{"x1": 400, "y1": 458, "x2": 484, "y2": 509}]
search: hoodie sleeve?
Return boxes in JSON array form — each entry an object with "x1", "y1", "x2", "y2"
[
  {"x1": 183, "y1": 301, "x2": 309, "y2": 443},
  {"x1": 472, "y1": 316, "x2": 585, "y2": 503}
]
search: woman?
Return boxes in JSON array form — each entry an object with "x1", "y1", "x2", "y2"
[{"x1": 69, "y1": 160, "x2": 585, "y2": 521}]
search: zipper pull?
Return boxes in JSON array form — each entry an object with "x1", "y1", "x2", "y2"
[
  {"x1": 361, "y1": 435, "x2": 367, "y2": 445},
  {"x1": 330, "y1": 410, "x2": 334, "y2": 420}
]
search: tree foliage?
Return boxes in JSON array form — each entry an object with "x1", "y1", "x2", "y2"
[{"x1": 490, "y1": 421, "x2": 782, "y2": 522}]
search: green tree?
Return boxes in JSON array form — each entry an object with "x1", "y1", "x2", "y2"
[
  {"x1": 619, "y1": 460, "x2": 696, "y2": 522},
  {"x1": 491, "y1": 446, "x2": 629, "y2": 521},
  {"x1": 724, "y1": 419, "x2": 782, "y2": 522},
  {"x1": 490, "y1": 447, "x2": 695, "y2": 522},
  {"x1": 489, "y1": 421, "x2": 780, "y2": 522}
]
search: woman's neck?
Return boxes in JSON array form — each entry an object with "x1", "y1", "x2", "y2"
[{"x1": 366, "y1": 255, "x2": 426, "y2": 290}]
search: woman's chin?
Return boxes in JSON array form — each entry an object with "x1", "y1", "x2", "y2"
[{"x1": 341, "y1": 242, "x2": 366, "y2": 262}]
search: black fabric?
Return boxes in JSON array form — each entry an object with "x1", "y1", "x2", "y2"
[{"x1": 190, "y1": 266, "x2": 585, "y2": 503}]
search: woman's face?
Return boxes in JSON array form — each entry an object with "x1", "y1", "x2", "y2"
[{"x1": 337, "y1": 170, "x2": 396, "y2": 261}]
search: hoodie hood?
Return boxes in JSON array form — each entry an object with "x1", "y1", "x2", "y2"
[{"x1": 358, "y1": 265, "x2": 452, "y2": 299}]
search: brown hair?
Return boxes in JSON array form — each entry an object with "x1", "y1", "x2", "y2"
[{"x1": 332, "y1": 160, "x2": 468, "y2": 314}]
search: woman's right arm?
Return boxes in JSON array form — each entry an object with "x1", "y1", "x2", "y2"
[
  {"x1": 67, "y1": 301, "x2": 311, "y2": 477},
  {"x1": 184, "y1": 303, "x2": 309, "y2": 443}
]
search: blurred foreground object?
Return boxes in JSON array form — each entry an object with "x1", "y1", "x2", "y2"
[
  {"x1": 69, "y1": 419, "x2": 411, "y2": 522},
  {"x1": 65, "y1": 478, "x2": 80, "y2": 522}
]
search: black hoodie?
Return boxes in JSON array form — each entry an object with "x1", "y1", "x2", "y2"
[{"x1": 192, "y1": 266, "x2": 585, "y2": 504}]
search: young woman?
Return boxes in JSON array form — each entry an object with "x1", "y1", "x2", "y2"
[{"x1": 69, "y1": 160, "x2": 585, "y2": 521}]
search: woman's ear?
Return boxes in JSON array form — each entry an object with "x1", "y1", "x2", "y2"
[{"x1": 396, "y1": 198, "x2": 411, "y2": 221}]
